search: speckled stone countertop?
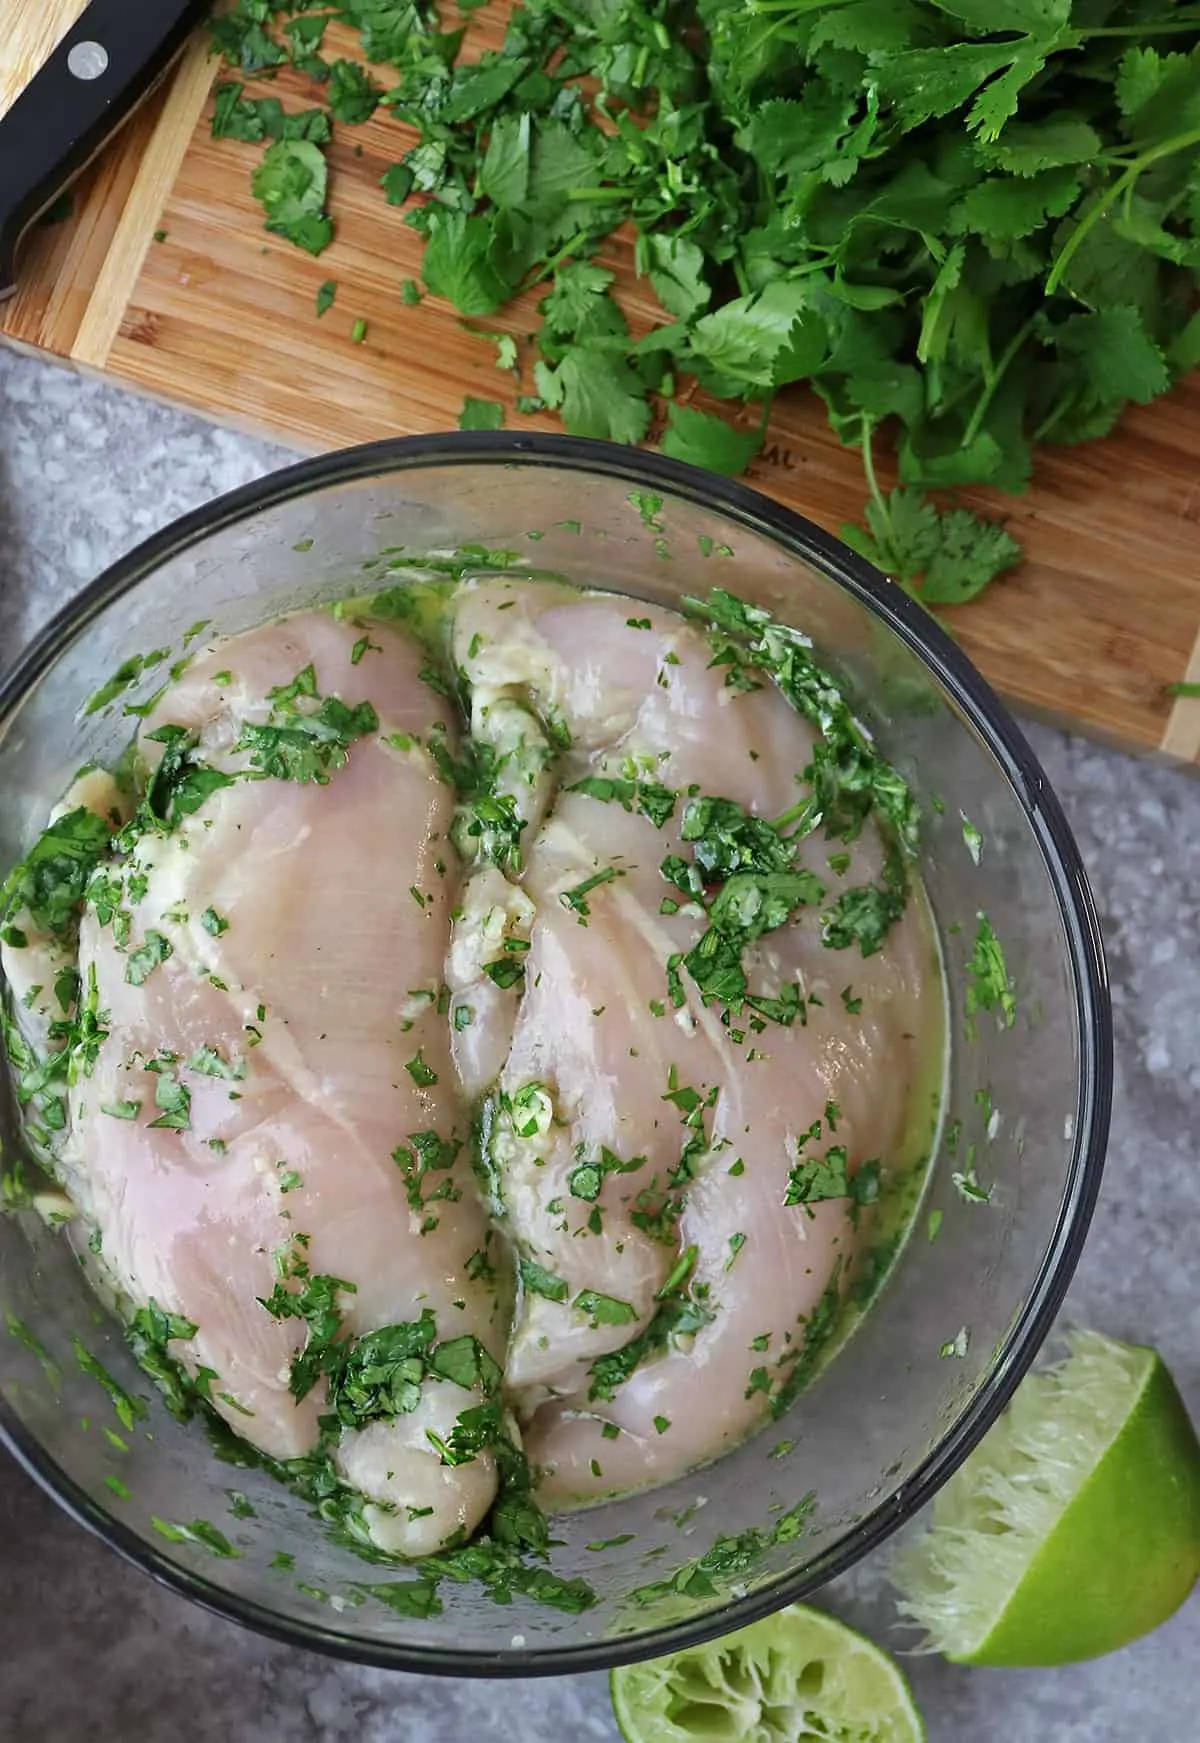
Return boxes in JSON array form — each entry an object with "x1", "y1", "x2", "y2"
[{"x1": 1, "y1": 346, "x2": 1197, "y2": 1743}]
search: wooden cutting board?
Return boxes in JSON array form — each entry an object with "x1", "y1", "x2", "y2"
[{"x1": 3, "y1": 5, "x2": 1199, "y2": 764}]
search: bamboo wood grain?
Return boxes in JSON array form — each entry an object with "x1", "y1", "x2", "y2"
[{"x1": 1, "y1": 15, "x2": 1198, "y2": 764}]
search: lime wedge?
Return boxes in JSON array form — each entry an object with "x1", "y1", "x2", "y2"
[
  {"x1": 610, "y1": 1604, "x2": 924, "y2": 1743},
  {"x1": 892, "y1": 1330, "x2": 1200, "y2": 1665}
]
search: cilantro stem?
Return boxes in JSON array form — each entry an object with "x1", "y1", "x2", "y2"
[
  {"x1": 1084, "y1": 18, "x2": 1200, "y2": 35},
  {"x1": 1046, "y1": 128, "x2": 1200, "y2": 297},
  {"x1": 859, "y1": 417, "x2": 888, "y2": 526},
  {"x1": 563, "y1": 186, "x2": 635, "y2": 202},
  {"x1": 961, "y1": 315, "x2": 1038, "y2": 451},
  {"x1": 518, "y1": 229, "x2": 592, "y2": 298},
  {"x1": 770, "y1": 797, "x2": 812, "y2": 832}
]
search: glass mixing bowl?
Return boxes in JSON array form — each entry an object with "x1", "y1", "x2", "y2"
[{"x1": 0, "y1": 434, "x2": 1110, "y2": 1674}]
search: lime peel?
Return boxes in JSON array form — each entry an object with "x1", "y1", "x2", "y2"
[{"x1": 892, "y1": 1329, "x2": 1200, "y2": 1666}]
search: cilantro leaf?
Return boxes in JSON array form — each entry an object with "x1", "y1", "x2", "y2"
[
  {"x1": 842, "y1": 483, "x2": 1021, "y2": 605},
  {"x1": 251, "y1": 140, "x2": 333, "y2": 256},
  {"x1": 660, "y1": 406, "x2": 763, "y2": 476},
  {"x1": 572, "y1": 1290, "x2": 638, "y2": 1329},
  {"x1": 977, "y1": 116, "x2": 1101, "y2": 176},
  {"x1": 1054, "y1": 305, "x2": 1171, "y2": 407},
  {"x1": 689, "y1": 284, "x2": 826, "y2": 391},
  {"x1": 966, "y1": 911, "x2": 1017, "y2": 1027},
  {"x1": 919, "y1": 510, "x2": 1023, "y2": 604},
  {"x1": 125, "y1": 931, "x2": 173, "y2": 988},
  {"x1": 211, "y1": 84, "x2": 331, "y2": 146},
  {"x1": 646, "y1": 234, "x2": 711, "y2": 321},
  {"x1": 1115, "y1": 47, "x2": 1167, "y2": 120},
  {"x1": 519, "y1": 1257, "x2": 569, "y2": 1302},
  {"x1": 458, "y1": 396, "x2": 506, "y2": 430},
  {"x1": 950, "y1": 166, "x2": 1081, "y2": 241},
  {"x1": 421, "y1": 211, "x2": 519, "y2": 316},
  {"x1": 209, "y1": 13, "x2": 286, "y2": 76},
  {"x1": 1, "y1": 807, "x2": 111, "y2": 942},
  {"x1": 479, "y1": 111, "x2": 531, "y2": 210},
  {"x1": 327, "y1": 59, "x2": 381, "y2": 126},
  {"x1": 535, "y1": 347, "x2": 651, "y2": 445}
]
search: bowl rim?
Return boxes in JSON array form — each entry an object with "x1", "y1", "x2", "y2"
[{"x1": 0, "y1": 431, "x2": 1111, "y2": 1677}]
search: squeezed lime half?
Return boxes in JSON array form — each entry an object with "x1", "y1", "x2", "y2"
[
  {"x1": 611, "y1": 1604, "x2": 924, "y2": 1743},
  {"x1": 891, "y1": 1329, "x2": 1200, "y2": 1665}
]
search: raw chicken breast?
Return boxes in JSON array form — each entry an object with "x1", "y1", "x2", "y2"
[
  {"x1": 446, "y1": 580, "x2": 936, "y2": 1501},
  {"x1": 59, "y1": 614, "x2": 500, "y2": 1555},
  {"x1": 2, "y1": 568, "x2": 941, "y2": 1538}
]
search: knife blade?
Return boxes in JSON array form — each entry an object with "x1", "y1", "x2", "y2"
[{"x1": 0, "y1": 0, "x2": 212, "y2": 302}]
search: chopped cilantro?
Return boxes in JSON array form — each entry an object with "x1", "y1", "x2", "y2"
[
  {"x1": 212, "y1": 83, "x2": 331, "y2": 146},
  {"x1": 187, "y1": 1045, "x2": 243, "y2": 1082},
  {"x1": 356, "y1": 1579, "x2": 443, "y2": 1620},
  {"x1": 151, "y1": 1516, "x2": 240, "y2": 1558},
  {"x1": 568, "y1": 1146, "x2": 645, "y2": 1203},
  {"x1": 258, "y1": 1265, "x2": 356, "y2": 1400},
  {"x1": 573, "y1": 1291, "x2": 638, "y2": 1330},
  {"x1": 73, "y1": 1339, "x2": 146, "y2": 1433},
  {"x1": 785, "y1": 1138, "x2": 881, "y2": 1213},
  {"x1": 1, "y1": 807, "x2": 111, "y2": 943},
  {"x1": 405, "y1": 1050, "x2": 438, "y2": 1087},
  {"x1": 148, "y1": 1073, "x2": 191, "y2": 1132},
  {"x1": 561, "y1": 866, "x2": 623, "y2": 919},
  {"x1": 482, "y1": 956, "x2": 524, "y2": 991},
  {"x1": 392, "y1": 1130, "x2": 461, "y2": 1211},
  {"x1": 125, "y1": 930, "x2": 173, "y2": 987},
  {"x1": 459, "y1": 396, "x2": 506, "y2": 431},
  {"x1": 952, "y1": 1162, "x2": 993, "y2": 1205},
  {"x1": 102, "y1": 1099, "x2": 142, "y2": 1121},
  {"x1": 519, "y1": 1257, "x2": 569, "y2": 1303},
  {"x1": 250, "y1": 140, "x2": 333, "y2": 256},
  {"x1": 588, "y1": 1246, "x2": 713, "y2": 1404},
  {"x1": 770, "y1": 1266, "x2": 843, "y2": 1421},
  {"x1": 630, "y1": 1498, "x2": 815, "y2": 1608},
  {"x1": 966, "y1": 913, "x2": 1017, "y2": 1028},
  {"x1": 569, "y1": 775, "x2": 677, "y2": 830},
  {"x1": 327, "y1": 58, "x2": 381, "y2": 126}
]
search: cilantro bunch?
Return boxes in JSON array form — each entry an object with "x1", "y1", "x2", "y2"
[{"x1": 212, "y1": 1, "x2": 1200, "y2": 602}]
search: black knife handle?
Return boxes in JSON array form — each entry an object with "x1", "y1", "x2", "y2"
[{"x1": 0, "y1": 0, "x2": 212, "y2": 300}]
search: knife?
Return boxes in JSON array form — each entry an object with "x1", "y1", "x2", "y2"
[{"x1": 0, "y1": 0, "x2": 212, "y2": 302}]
